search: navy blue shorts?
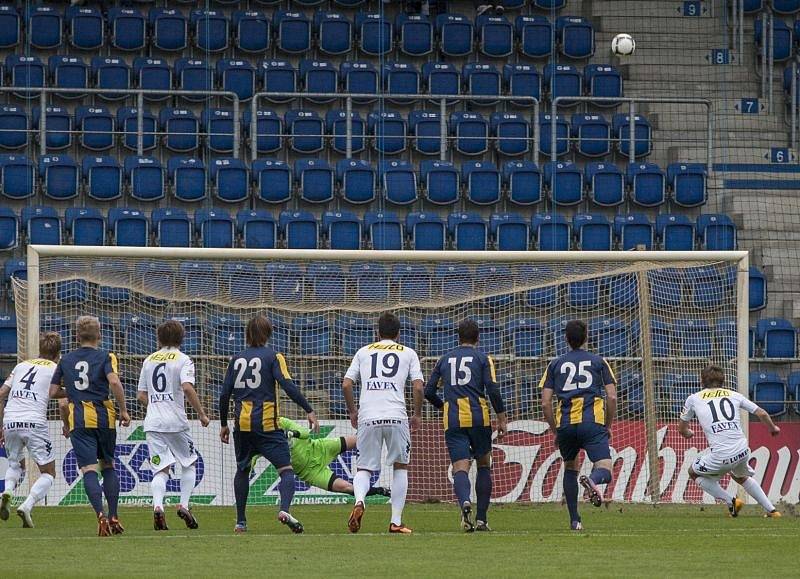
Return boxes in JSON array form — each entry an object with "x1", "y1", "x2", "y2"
[
  {"x1": 445, "y1": 426, "x2": 493, "y2": 463},
  {"x1": 70, "y1": 427, "x2": 117, "y2": 468},
  {"x1": 557, "y1": 423, "x2": 611, "y2": 463},
  {"x1": 234, "y1": 430, "x2": 291, "y2": 472}
]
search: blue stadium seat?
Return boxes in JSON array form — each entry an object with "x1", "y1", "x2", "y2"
[
  {"x1": 22, "y1": 206, "x2": 61, "y2": 245},
  {"x1": 286, "y1": 109, "x2": 324, "y2": 154},
  {"x1": 67, "y1": 6, "x2": 103, "y2": 50},
  {"x1": 49, "y1": 55, "x2": 88, "y2": 99},
  {"x1": 750, "y1": 372, "x2": 787, "y2": 416},
  {"x1": 504, "y1": 64, "x2": 541, "y2": 107},
  {"x1": 608, "y1": 274, "x2": 638, "y2": 309},
  {"x1": 252, "y1": 159, "x2": 291, "y2": 204},
  {"x1": 40, "y1": 314, "x2": 70, "y2": 350},
  {"x1": 434, "y1": 264, "x2": 473, "y2": 301},
  {"x1": 54, "y1": 280, "x2": 86, "y2": 306},
  {"x1": 491, "y1": 112, "x2": 530, "y2": 156},
  {"x1": 196, "y1": 208, "x2": 234, "y2": 249},
  {"x1": 463, "y1": 161, "x2": 500, "y2": 205},
  {"x1": 659, "y1": 374, "x2": 698, "y2": 414},
  {"x1": 357, "y1": 12, "x2": 392, "y2": 55},
  {"x1": 233, "y1": 10, "x2": 269, "y2": 53},
  {"x1": 295, "y1": 158, "x2": 334, "y2": 204},
  {"x1": 237, "y1": 209, "x2": 275, "y2": 249},
  {"x1": 533, "y1": 213, "x2": 570, "y2": 251},
  {"x1": 421, "y1": 160, "x2": 459, "y2": 205},
  {"x1": 316, "y1": 11, "x2": 351, "y2": 55},
  {"x1": 409, "y1": 110, "x2": 442, "y2": 156},
  {"x1": 384, "y1": 62, "x2": 420, "y2": 103},
  {"x1": 573, "y1": 214, "x2": 612, "y2": 250},
  {"x1": 82, "y1": 156, "x2": 121, "y2": 202},
  {"x1": 4, "y1": 259, "x2": 26, "y2": 287},
  {"x1": 406, "y1": 213, "x2": 445, "y2": 250},
  {"x1": 585, "y1": 64, "x2": 623, "y2": 106},
  {"x1": 175, "y1": 58, "x2": 213, "y2": 101},
  {"x1": 217, "y1": 59, "x2": 255, "y2": 101},
  {"x1": 125, "y1": 156, "x2": 164, "y2": 202},
  {"x1": 774, "y1": 0, "x2": 800, "y2": 13},
  {"x1": 191, "y1": 9, "x2": 228, "y2": 52},
  {"x1": 168, "y1": 313, "x2": 203, "y2": 353},
  {"x1": 0, "y1": 207, "x2": 17, "y2": 250},
  {"x1": 473, "y1": 314, "x2": 504, "y2": 353},
  {"x1": 246, "y1": 109, "x2": 283, "y2": 154},
  {"x1": 262, "y1": 60, "x2": 297, "y2": 103},
  {"x1": 33, "y1": 106, "x2": 71, "y2": 150},
  {"x1": 421, "y1": 315, "x2": 458, "y2": 357},
  {"x1": 613, "y1": 114, "x2": 652, "y2": 158},
  {"x1": 436, "y1": 13, "x2": 472, "y2": 57},
  {"x1": 590, "y1": 316, "x2": 629, "y2": 357},
  {"x1": 293, "y1": 313, "x2": 331, "y2": 355},
  {"x1": 516, "y1": 15, "x2": 552, "y2": 58},
  {"x1": 452, "y1": 112, "x2": 488, "y2": 156},
  {"x1": 280, "y1": 210, "x2": 318, "y2": 249},
  {"x1": 0, "y1": 313, "x2": 16, "y2": 353},
  {"x1": 756, "y1": 318, "x2": 796, "y2": 358},
  {"x1": 298, "y1": 60, "x2": 336, "y2": 104},
  {"x1": 27, "y1": 5, "x2": 62, "y2": 49},
  {"x1": 365, "y1": 211, "x2": 403, "y2": 250},
  {"x1": 423, "y1": 62, "x2": 460, "y2": 104},
  {"x1": 91, "y1": 57, "x2": 130, "y2": 101},
  {"x1": 110, "y1": 7, "x2": 146, "y2": 51},
  {"x1": 714, "y1": 317, "x2": 737, "y2": 359},
  {"x1": 567, "y1": 274, "x2": 600, "y2": 309},
  {"x1": 696, "y1": 213, "x2": 736, "y2": 250},
  {"x1": 544, "y1": 64, "x2": 582, "y2": 106},
  {"x1": 649, "y1": 270, "x2": 683, "y2": 310},
  {"x1": 211, "y1": 158, "x2": 248, "y2": 203},
  {"x1": 675, "y1": 319, "x2": 712, "y2": 358},
  {"x1": 40, "y1": 155, "x2": 79, "y2": 201},
  {"x1": 755, "y1": 18, "x2": 792, "y2": 61},
  {"x1": 448, "y1": 212, "x2": 487, "y2": 250},
  {"x1": 351, "y1": 262, "x2": 389, "y2": 303},
  {"x1": 168, "y1": 157, "x2": 206, "y2": 203},
  {"x1": 0, "y1": 5, "x2": 19, "y2": 49},
  {"x1": 557, "y1": 16, "x2": 594, "y2": 58},
  {"x1": 337, "y1": 159, "x2": 375, "y2": 204},
  {"x1": 657, "y1": 214, "x2": 695, "y2": 251},
  {"x1": 749, "y1": 266, "x2": 767, "y2": 311},
  {"x1": 667, "y1": 163, "x2": 707, "y2": 207},
  {"x1": 539, "y1": 113, "x2": 570, "y2": 157},
  {"x1": 118, "y1": 107, "x2": 157, "y2": 151},
  {"x1": 398, "y1": 13, "x2": 433, "y2": 56},
  {"x1": 476, "y1": 14, "x2": 513, "y2": 57},
  {"x1": 7, "y1": 55, "x2": 45, "y2": 98},
  {"x1": 369, "y1": 111, "x2": 406, "y2": 155},
  {"x1": 337, "y1": 314, "x2": 374, "y2": 357},
  {"x1": 160, "y1": 108, "x2": 199, "y2": 153},
  {"x1": 628, "y1": 162, "x2": 666, "y2": 207},
  {"x1": 571, "y1": 114, "x2": 610, "y2": 157},
  {"x1": 325, "y1": 110, "x2": 366, "y2": 154},
  {"x1": 275, "y1": 10, "x2": 311, "y2": 54},
  {"x1": 0, "y1": 106, "x2": 28, "y2": 149},
  {"x1": 544, "y1": 161, "x2": 583, "y2": 206},
  {"x1": 381, "y1": 160, "x2": 417, "y2": 205},
  {"x1": 152, "y1": 207, "x2": 191, "y2": 247},
  {"x1": 76, "y1": 106, "x2": 113, "y2": 151},
  {"x1": 201, "y1": 108, "x2": 234, "y2": 154},
  {"x1": 323, "y1": 211, "x2": 361, "y2": 250},
  {"x1": 392, "y1": 263, "x2": 431, "y2": 301},
  {"x1": 685, "y1": 266, "x2": 725, "y2": 309},
  {"x1": 615, "y1": 214, "x2": 654, "y2": 250},
  {"x1": 0, "y1": 154, "x2": 35, "y2": 199},
  {"x1": 122, "y1": 313, "x2": 158, "y2": 355},
  {"x1": 341, "y1": 61, "x2": 378, "y2": 103},
  {"x1": 491, "y1": 213, "x2": 529, "y2": 251},
  {"x1": 150, "y1": 8, "x2": 188, "y2": 51},
  {"x1": 504, "y1": 161, "x2": 542, "y2": 206},
  {"x1": 535, "y1": 0, "x2": 567, "y2": 7},
  {"x1": 508, "y1": 317, "x2": 544, "y2": 357},
  {"x1": 585, "y1": 162, "x2": 624, "y2": 206},
  {"x1": 133, "y1": 58, "x2": 171, "y2": 102},
  {"x1": 463, "y1": 63, "x2": 501, "y2": 105}
]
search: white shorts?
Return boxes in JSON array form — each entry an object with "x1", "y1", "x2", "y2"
[
  {"x1": 146, "y1": 430, "x2": 198, "y2": 471},
  {"x1": 356, "y1": 419, "x2": 411, "y2": 472},
  {"x1": 693, "y1": 447, "x2": 755, "y2": 479},
  {"x1": 3, "y1": 423, "x2": 54, "y2": 466}
]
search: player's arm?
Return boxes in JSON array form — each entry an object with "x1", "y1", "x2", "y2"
[
  {"x1": 279, "y1": 416, "x2": 310, "y2": 439},
  {"x1": 600, "y1": 359, "x2": 617, "y2": 431},
  {"x1": 136, "y1": 364, "x2": 148, "y2": 408},
  {"x1": 49, "y1": 362, "x2": 66, "y2": 400},
  {"x1": 58, "y1": 399, "x2": 71, "y2": 438},
  {"x1": 274, "y1": 353, "x2": 318, "y2": 433},
  {"x1": 106, "y1": 354, "x2": 130, "y2": 427},
  {"x1": 740, "y1": 395, "x2": 781, "y2": 436},
  {"x1": 180, "y1": 358, "x2": 209, "y2": 427},
  {"x1": 343, "y1": 352, "x2": 361, "y2": 429},
  {"x1": 0, "y1": 380, "x2": 10, "y2": 444},
  {"x1": 678, "y1": 397, "x2": 695, "y2": 439},
  {"x1": 539, "y1": 362, "x2": 558, "y2": 433},
  {"x1": 409, "y1": 351, "x2": 425, "y2": 432},
  {"x1": 424, "y1": 358, "x2": 445, "y2": 409},
  {"x1": 483, "y1": 355, "x2": 507, "y2": 438},
  {"x1": 218, "y1": 358, "x2": 235, "y2": 444}
]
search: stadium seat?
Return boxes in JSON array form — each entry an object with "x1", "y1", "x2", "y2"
[
  {"x1": 547, "y1": 317, "x2": 571, "y2": 356},
  {"x1": 628, "y1": 162, "x2": 666, "y2": 207},
  {"x1": 615, "y1": 214, "x2": 654, "y2": 250},
  {"x1": 383, "y1": 62, "x2": 420, "y2": 104},
  {"x1": 233, "y1": 11, "x2": 269, "y2": 53},
  {"x1": 122, "y1": 313, "x2": 158, "y2": 355},
  {"x1": 392, "y1": 263, "x2": 431, "y2": 301},
  {"x1": 280, "y1": 211, "x2": 318, "y2": 249},
  {"x1": 217, "y1": 59, "x2": 255, "y2": 101},
  {"x1": 539, "y1": 113, "x2": 570, "y2": 157},
  {"x1": 150, "y1": 8, "x2": 188, "y2": 51},
  {"x1": 191, "y1": 9, "x2": 228, "y2": 52},
  {"x1": 463, "y1": 161, "x2": 501, "y2": 205},
  {"x1": 196, "y1": 208, "x2": 234, "y2": 249},
  {"x1": 667, "y1": 163, "x2": 707, "y2": 207},
  {"x1": 477, "y1": 14, "x2": 513, "y2": 57},
  {"x1": 160, "y1": 108, "x2": 199, "y2": 153},
  {"x1": 407, "y1": 213, "x2": 446, "y2": 250},
  {"x1": 675, "y1": 319, "x2": 712, "y2": 357},
  {"x1": 245, "y1": 109, "x2": 283, "y2": 154},
  {"x1": 316, "y1": 11, "x2": 351, "y2": 55},
  {"x1": 338, "y1": 159, "x2": 376, "y2": 204},
  {"x1": 750, "y1": 372, "x2": 787, "y2": 416},
  {"x1": 365, "y1": 211, "x2": 403, "y2": 250},
  {"x1": 756, "y1": 318, "x2": 796, "y2": 358},
  {"x1": 323, "y1": 211, "x2": 361, "y2": 250},
  {"x1": 40, "y1": 314, "x2": 71, "y2": 350},
  {"x1": 299, "y1": 59, "x2": 337, "y2": 104},
  {"x1": 544, "y1": 161, "x2": 583, "y2": 206},
  {"x1": 585, "y1": 162, "x2": 624, "y2": 206},
  {"x1": 516, "y1": 15, "x2": 552, "y2": 58},
  {"x1": 649, "y1": 269, "x2": 683, "y2": 310},
  {"x1": 755, "y1": 18, "x2": 792, "y2": 62},
  {"x1": 572, "y1": 114, "x2": 610, "y2": 157},
  {"x1": 237, "y1": 209, "x2": 276, "y2": 249},
  {"x1": 327, "y1": 110, "x2": 365, "y2": 155},
  {"x1": 421, "y1": 315, "x2": 458, "y2": 357},
  {"x1": 381, "y1": 160, "x2": 417, "y2": 205},
  {"x1": 504, "y1": 161, "x2": 543, "y2": 206},
  {"x1": 275, "y1": 10, "x2": 311, "y2": 53},
  {"x1": 0, "y1": 154, "x2": 35, "y2": 199},
  {"x1": 40, "y1": 155, "x2": 79, "y2": 201},
  {"x1": 696, "y1": 214, "x2": 736, "y2": 250},
  {"x1": 749, "y1": 266, "x2": 767, "y2": 311},
  {"x1": 463, "y1": 63, "x2": 501, "y2": 105},
  {"x1": 124, "y1": 156, "x2": 165, "y2": 202},
  {"x1": 398, "y1": 13, "x2": 433, "y2": 56},
  {"x1": 286, "y1": 109, "x2": 324, "y2": 154},
  {"x1": 557, "y1": 16, "x2": 594, "y2": 59},
  {"x1": 369, "y1": 111, "x2": 406, "y2": 155},
  {"x1": 351, "y1": 262, "x2": 389, "y2": 304},
  {"x1": 613, "y1": 114, "x2": 652, "y2": 158},
  {"x1": 590, "y1": 317, "x2": 629, "y2": 357},
  {"x1": 110, "y1": 7, "x2": 146, "y2": 51},
  {"x1": 657, "y1": 214, "x2": 695, "y2": 251},
  {"x1": 685, "y1": 266, "x2": 725, "y2": 310},
  {"x1": 544, "y1": 64, "x2": 582, "y2": 105},
  {"x1": 436, "y1": 13, "x2": 472, "y2": 57},
  {"x1": 337, "y1": 314, "x2": 374, "y2": 357},
  {"x1": 264, "y1": 263, "x2": 303, "y2": 307},
  {"x1": 585, "y1": 64, "x2": 623, "y2": 106},
  {"x1": 0, "y1": 207, "x2": 18, "y2": 250},
  {"x1": 448, "y1": 212, "x2": 487, "y2": 251},
  {"x1": 261, "y1": 60, "x2": 296, "y2": 103},
  {"x1": 222, "y1": 267, "x2": 258, "y2": 307},
  {"x1": 22, "y1": 206, "x2": 61, "y2": 245},
  {"x1": 341, "y1": 61, "x2": 378, "y2": 103},
  {"x1": 491, "y1": 113, "x2": 530, "y2": 156},
  {"x1": 409, "y1": 110, "x2": 442, "y2": 156},
  {"x1": 0, "y1": 5, "x2": 19, "y2": 49},
  {"x1": 252, "y1": 159, "x2": 292, "y2": 204},
  {"x1": 133, "y1": 58, "x2": 171, "y2": 102},
  {"x1": 75, "y1": 106, "x2": 113, "y2": 151},
  {"x1": 508, "y1": 317, "x2": 544, "y2": 357},
  {"x1": 4, "y1": 259, "x2": 26, "y2": 285},
  {"x1": 452, "y1": 112, "x2": 488, "y2": 156},
  {"x1": 473, "y1": 314, "x2": 504, "y2": 353},
  {"x1": 504, "y1": 64, "x2": 541, "y2": 107},
  {"x1": 0, "y1": 313, "x2": 16, "y2": 353},
  {"x1": 567, "y1": 274, "x2": 600, "y2": 309},
  {"x1": 774, "y1": 0, "x2": 800, "y2": 13},
  {"x1": 293, "y1": 313, "x2": 331, "y2": 355},
  {"x1": 33, "y1": 106, "x2": 72, "y2": 150},
  {"x1": 491, "y1": 213, "x2": 529, "y2": 251},
  {"x1": 83, "y1": 156, "x2": 122, "y2": 201},
  {"x1": 357, "y1": 12, "x2": 392, "y2": 55},
  {"x1": 608, "y1": 274, "x2": 638, "y2": 309},
  {"x1": 91, "y1": 57, "x2": 131, "y2": 101},
  {"x1": 211, "y1": 158, "x2": 248, "y2": 203},
  {"x1": 169, "y1": 313, "x2": 203, "y2": 353},
  {"x1": 533, "y1": 213, "x2": 570, "y2": 251},
  {"x1": 295, "y1": 158, "x2": 334, "y2": 204},
  {"x1": 421, "y1": 160, "x2": 460, "y2": 205},
  {"x1": 0, "y1": 105, "x2": 29, "y2": 149},
  {"x1": 202, "y1": 108, "x2": 234, "y2": 154},
  {"x1": 67, "y1": 6, "x2": 104, "y2": 50},
  {"x1": 49, "y1": 55, "x2": 88, "y2": 99},
  {"x1": 152, "y1": 207, "x2": 191, "y2": 247},
  {"x1": 714, "y1": 317, "x2": 738, "y2": 359},
  {"x1": 573, "y1": 214, "x2": 612, "y2": 251},
  {"x1": 7, "y1": 55, "x2": 45, "y2": 98},
  {"x1": 423, "y1": 62, "x2": 460, "y2": 104},
  {"x1": 176, "y1": 58, "x2": 214, "y2": 101},
  {"x1": 27, "y1": 5, "x2": 62, "y2": 49}
]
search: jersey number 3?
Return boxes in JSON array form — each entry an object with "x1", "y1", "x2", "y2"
[
  {"x1": 74, "y1": 361, "x2": 90, "y2": 391},
  {"x1": 561, "y1": 361, "x2": 593, "y2": 391}
]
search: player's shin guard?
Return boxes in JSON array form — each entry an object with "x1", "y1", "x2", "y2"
[
  {"x1": 353, "y1": 470, "x2": 371, "y2": 505},
  {"x1": 741, "y1": 477, "x2": 776, "y2": 512},
  {"x1": 452, "y1": 470, "x2": 472, "y2": 508},
  {"x1": 3, "y1": 462, "x2": 22, "y2": 495},
  {"x1": 101, "y1": 467, "x2": 120, "y2": 518},
  {"x1": 152, "y1": 471, "x2": 168, "y2": 511},
  {"x1": 589, "y1": 467, "x2": 612, "y2": 486},
  {"x1": 20, "y1": 473, "x2": 53, "y2": 511},
  {"x1": 475, "y1": 467, "x2": 492, "y2": 523},
  {"x1": 234, "y1": 469, "x2": 250, "y2": 524},
  {"x1": 83, "y1": 471, "x2": 105, "y2": 516},
  {"x1": 563, "y1": 469, "x2": 580, "y2": 523},
  {"x1": 179, "y1": 465, "x2": 196, "y2": 508},
  {"x1": 390, "y1": 468, "x2": 408, "y2": 527},
  {"x1": 278, "y1": 469, "x2": 296, "y2": 513},
  {"x1": 696, "y1": 476, "x2": 734, "y2": 505}
]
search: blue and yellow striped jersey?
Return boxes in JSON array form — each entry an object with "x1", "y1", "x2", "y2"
[
  {"x1": 52, "y1": 347, "x2": 118, "y2": 430},
  {"x1": 540, "y1": 349, "x2": 616, "y2": 428}
]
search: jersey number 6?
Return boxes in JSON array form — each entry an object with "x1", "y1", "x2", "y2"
[{"x1": 561, "y1": 361, "x2": 593, "y2": 391}]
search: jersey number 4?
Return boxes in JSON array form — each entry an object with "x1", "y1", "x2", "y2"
[
  {"x1": 20, "y1": 367, "x2": 37, "y2": 390},
  {"x1": 233, "y1": 358, "x2": 262, "y2": 389},
  {"x1": 561, "y1": 361, "x2": 593, "y2": 391}
]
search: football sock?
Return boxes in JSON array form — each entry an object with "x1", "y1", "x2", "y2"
[
  {"x1": 3, "y1": 462, "x2": 22, "y2": 495},
  {"x1": 278, "y1": 469, "x2": 296, "y2": 513},
  {"x1": 390, "y1": 468, "x2": 408, "y2": 526},
  {"x1": 101, "y1": 467, "x2": 120, "y2": 518},
  {"x1": 152, "y1": 471, "x2": 168, "y2": 511},
  {"x1": 742, "y1": 477, "x2": 775, "y2": 512},
  {"x1": 353, "y1": 470, "x2": 371, "y2": 505},
  {"x1": 21, "y1": 473, "x2": 54, "y2": 510},
  {"x1": 476, "y1": 467, "x2": 492, "y2": 522},
  {"x1": 83, "y1": 471, "x2": 105, "y2": 516},
  {"x1": 234, "y1": 469, "x2": 250, "y2": 523},
  {"x1": 696, "y1": 476, "x2": 733, "y2": 504},
  {"x1": 180, "y1": 465, "x2": 196, "y2": 508},
  {"x1": 590, "y1": 467, "x2": 612, "y2": 485},
  {"x1": 452, "y1": 470, "x2": 471, "y2": 507},
  {"x1": 564, "y1": 469, "x2": 580, "y2": 523}
]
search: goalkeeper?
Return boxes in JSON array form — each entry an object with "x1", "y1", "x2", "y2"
[{"x1": 255, "y1": 417, "x2": 390, "y2": 498}]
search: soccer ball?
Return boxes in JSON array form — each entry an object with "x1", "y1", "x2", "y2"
[{"x1": 611, "y1": 33, "x2": 635, "y2": 56}]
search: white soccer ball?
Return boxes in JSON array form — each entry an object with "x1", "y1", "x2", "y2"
[{"x1": 611, "y1": 33, "x2": 635, "y2": 56}]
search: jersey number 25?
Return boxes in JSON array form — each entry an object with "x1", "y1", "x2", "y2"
[{"x1": 561, "y1": 361, "x2": 593, "y2": 391}]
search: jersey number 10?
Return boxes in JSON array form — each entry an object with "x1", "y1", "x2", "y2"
[{"x1": 707, "y1": 398, "x2": 736, "y2": 423}]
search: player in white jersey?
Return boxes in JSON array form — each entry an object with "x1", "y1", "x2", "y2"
[
  {"x1": 679, "y1": 364, "x2": 782, "y2": 517},
  {"x1": 136, "y1": 320, "x2": 210, "y2": 531},
  {"x1": 342, "y1": 312, "x2": 424, "y2": 534},
  {"x1": 0, "y1": 332, "x2": 62, "y2": 527}
]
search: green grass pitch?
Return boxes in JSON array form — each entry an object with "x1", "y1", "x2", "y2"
[{"x1": 1, "y1": 504, "x2": 796, "y2": 578}]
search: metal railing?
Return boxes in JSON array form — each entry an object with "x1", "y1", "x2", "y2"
[{"x1": 759, "y1": 7, "x2": 775, "y2": 113}]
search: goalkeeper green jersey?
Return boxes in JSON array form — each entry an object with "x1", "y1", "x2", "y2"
[{"x1": 278, "y1": 417, "x2": 344, "y2": 489}]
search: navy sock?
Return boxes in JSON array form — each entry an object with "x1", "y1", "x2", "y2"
[
  {"x1": 278, "y1": 469, "x2": 296, "y2": 513},
  {"x1": 452, "y1": 470, "x2": 472, "y2": 507},
  {"x1": 83, "y1": 471, "x2": 105, "y2": 516},
  {"x1": 564, "y1": 469, "x2": 580, "y2": 523},
  {"x1": 590, "y1": 467, "x2": 612, "y2": 485},
  {"x1": 101, "y1": 468, "x2": 120, "y2": 518},
  {"x1": 475, "y1": 467, "x2": 492, "y2": 522},
  {"x1": 234, "y1": 469, "x2": 250, "y2": 524}
]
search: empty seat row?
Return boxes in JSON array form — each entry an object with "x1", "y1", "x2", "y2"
[
  {"x1": 748, "y1": 371, "x2": 800, "y2": 417},
  {"x1": 745, "y1": 1, "x2": 800, "y2": 14},
  {"x1": 754, "y1": 17, "x2": 800, "y2": 61}
]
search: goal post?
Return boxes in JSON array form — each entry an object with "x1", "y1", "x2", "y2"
[{"x1": 15, "y1": 245, "x2": 749, "y2": 506}]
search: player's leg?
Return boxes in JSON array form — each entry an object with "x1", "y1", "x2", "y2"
[
  {"x1": 146, "y1": 431, "x2": 175, "y2": 530},
  {"x1": 349, "y1": 423, "x2": 380, "y2": 533},
  {"x1": 71, "y1": 428, "x2": 110, "y2": 535},
  {"x1": 16, "y1": 426, "x2": 57, "y2": 528},
  {"x1": 445, "y1": 427, "x2": 474, "y2": 530},
  {"x1": 260, "y1": 432, "x2": 303, "y2": 533},
  {"x1": 688, "y1": 455, "x2": 740, "y2": 516},
  {"x1": 471, "y1": 426, "x2": 494, "y2": 531},
  {"x1": 97, "y1": 429, "x2": 123, "y2": 534},
  {"x1": 0, "y1": 429, "x2": 25, "y2": 520},
  {"x1": 232, "y1": 430, "x2": 254, "y2": 532},
  {"x1": 171, "y1": 431, "x2": 200, "y2": 529},
  {"x1": 386, "y1": 423, "x2": 412, "y2": 533},
  {"x1": 579, "y1": 424, "x2": 613, "y2": 508},
  {"x1": 557, "y1": 426, "x2": 583, "y2": 530},
  {"x1": 321, "y1": 436, "x2": 388, "y2": 496},
  {"x1": 730, "y1": 458, "x2": 779, "y2": 516}
]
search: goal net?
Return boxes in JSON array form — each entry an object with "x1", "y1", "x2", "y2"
[{"x1": 12, "y1": 246, "x2": 749, "y2": 506}]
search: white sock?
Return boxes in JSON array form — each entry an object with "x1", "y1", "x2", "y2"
[
  {"x1": 353, "y1": 470, "x2": 371, "y2": 505},
  {"x1": 696, "y1": 476, "x2": 733, "y2": 504},
  {"x1": 21, "y1": 473, "x2": 53, "y2": 511},
  {"x1": 179, "y1": 465, "x2": 196, "y2": 508},
  {"x1": 152, "y1": 472, "x2": 168, "y2": 511},
  {"x1": 742, "y1": 477, "x2": 775, "y2": 512},
  {"x1": 4, "y1": 463, "x2": 22, "y2": 495},
  {"x1": 390, "y1": 468, "x2": 408, "y2": 526}
]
